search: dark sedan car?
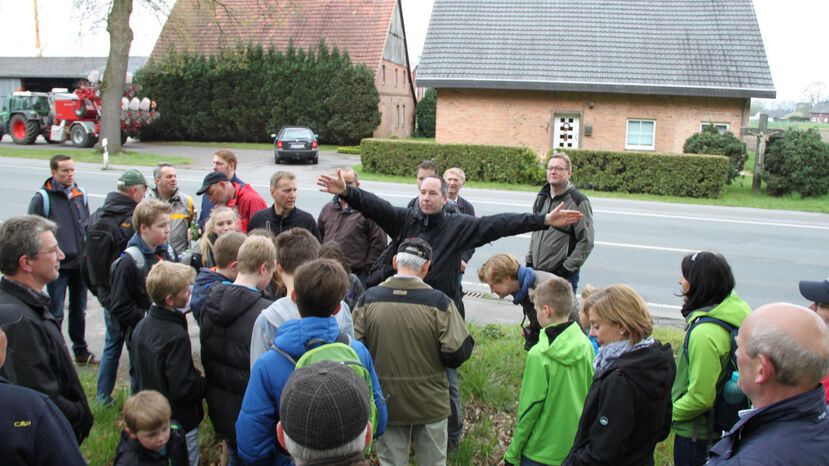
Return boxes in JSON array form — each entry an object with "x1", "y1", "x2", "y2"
[{"x1": 272, "y1": 126, "x2": 319, "y2": 164}]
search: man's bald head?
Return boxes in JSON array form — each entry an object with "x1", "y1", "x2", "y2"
[{"x1": 742, "y1": 303, "x2": 829, "y2": 388}]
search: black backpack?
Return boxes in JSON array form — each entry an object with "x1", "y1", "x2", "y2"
[
  {"x1": 81, "y1": 207, "x2": 134, "y2": 299},
  {"x1": 681, "y1": 316, "x2": 751, "y2": 435}
]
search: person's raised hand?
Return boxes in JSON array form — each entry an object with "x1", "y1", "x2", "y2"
[
  {"x1": 317, "y1": 169, "x2": 347, "y2": 196},
  {"x1": 544, "y1": 203, "x2": 583, "y2": 227}
]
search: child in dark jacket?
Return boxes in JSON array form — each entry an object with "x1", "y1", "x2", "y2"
[
  {"x1": 114, "y1": 390, "x2": 190, "y2": 466},
  {"x1": 131, "y1": 262, "x2": 205, "y2": 466},
  {"x1": 189, "y1": 231, "x2": 245, "y2": 324}
]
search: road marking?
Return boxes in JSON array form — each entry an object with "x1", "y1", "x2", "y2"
[{"x1": 513, "y1": 234, "x2": 690, "y2": 253}]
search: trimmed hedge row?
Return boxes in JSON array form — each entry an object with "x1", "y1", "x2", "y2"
[
  {"x1": 361, "y1": 139, "x2": 545, "y2": 184},
  {"x1": 562, "y1": 149, "x2": 730, "y2": 198}
]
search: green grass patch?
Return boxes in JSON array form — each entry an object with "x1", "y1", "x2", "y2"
[
  {"x1": 354, "y1": 154, "x2": 829, "y2": 213},
  {"x1": 156, "y1": 141, "x2": 339, "y2": 152},
  {"x1": 337, "y1": 146, "x2": 361, "y2": 155},
  {"x1": 0, "y1": 147, "x2": 191, "y2": 166}
]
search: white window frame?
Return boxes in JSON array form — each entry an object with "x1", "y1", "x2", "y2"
[
  {"x1": 625, "y1": 119, "x2": 656, "y2": 150},
  {"x1": 700, "y1": 122, "x2": 730, "y2": 134}
]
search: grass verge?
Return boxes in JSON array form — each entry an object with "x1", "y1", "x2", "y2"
[
  {"x1": 76, "y1": 323, "x2": 685, "y2": 465},
  {"x1": 353, "y1": 152, "x2": 829, "y2": 213},
  {"x1": 0, "y1": 147, "x2": 191, "y2": 166}
]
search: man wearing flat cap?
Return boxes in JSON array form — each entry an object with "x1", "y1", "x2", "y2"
[
  {"x1": 196, "y1": 171, "x2": 267, "y2": 232},
  {"x1": 278, "y1": 360, "x2": 373, "y2": 466},
  {"x1": 354, "y1": 238, "x2": 474, "y2": 464}
]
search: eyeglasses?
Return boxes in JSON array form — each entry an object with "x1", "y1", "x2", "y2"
[
  {"x1": 29, "y1": 245, "x2": 61, "y2": 257},
  {"x1": 547, "y1": 166, "x2": 568, "y2": 172}
]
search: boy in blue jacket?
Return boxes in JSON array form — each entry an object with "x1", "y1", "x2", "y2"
[{"x1": 236, "y1": 259, "x2": 387, "y2": 466}]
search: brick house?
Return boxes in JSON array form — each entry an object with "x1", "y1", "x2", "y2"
[
  {"x1": 416, "y1": 0, "x2": 776, "y2": 158},
  {"x1": 151, "y1": 0, "x2": 415, "y2": 138},
  {"x1": 810, "y1": 102, "x2": 829, "y2": 123}
]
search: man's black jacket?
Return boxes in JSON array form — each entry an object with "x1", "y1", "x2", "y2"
[
  {"x1": 131, "y1": 305, "x2": 206, "y2": 431},
  {"x1": 28, "y1": 177, "x2": 90, "y2": 269},
  {"x1": 247, "y1": 205, "x2": 321, "y2": 239},
  {"x1": 344, "y1": 186, "x2": 548, "y2": 318},
  {"x1": 0, "y1": 278, "x2": 93, "y2": 444},
  {"x1": 86, "y1": 191, "x2": 137, "y2": 307}
]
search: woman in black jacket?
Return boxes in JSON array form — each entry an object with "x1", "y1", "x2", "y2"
[{"x1": 564, "y1": 285, "x2": 676, "y2": 466}]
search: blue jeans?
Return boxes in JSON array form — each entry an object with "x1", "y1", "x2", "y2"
[
  {"x1": 46, "y1": 268, "x2": 89, "y2": 356},
  {"x1": 521, "y1": 456, "x2": 551, "y2": 466},
  {"x1": 186, "y1": 428, "x2": 200, "y2": 466},
  {"x1": 446, "y1": 367, "x2": 463, "y2": 445},
  {"x1": 674, "y1": 435, "x2": 711, "y2": 466},
  {"x1": 567, "y1": 269, "x2": 580, "y2": 295},
  {"x1": 96, "y1": 309, "x2": 127, "y2": 403}
]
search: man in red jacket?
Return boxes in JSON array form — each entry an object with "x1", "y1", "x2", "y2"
[{"x1": 196, "y1": 171, "x2": 267, "y2": 232}]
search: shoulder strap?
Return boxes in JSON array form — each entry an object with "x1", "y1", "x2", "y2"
[
  {"x1": 270, "y1": 343, "x2": 297, "y2": 365},
  {"x1": 38, "y1": 189, "x2": 50, "y2": 217},
  {"x1": 682, "y1": 316, "x2": 737, "y2": 361},
  {"x1": 124, "y1": 246, "x2": 146, "y2": 271}
]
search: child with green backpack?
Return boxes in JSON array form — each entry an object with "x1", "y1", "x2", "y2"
[{"x1": 236, "y1": 258, "x2": 388, "y2": 466}]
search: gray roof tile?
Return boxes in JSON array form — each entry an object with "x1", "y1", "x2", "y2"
[
  {"x1": 417, "y1": 0, "x2": 775, "y2": 98},
  {"x1": 0, "y1": 57, "x2": 147, "y2": 79}
]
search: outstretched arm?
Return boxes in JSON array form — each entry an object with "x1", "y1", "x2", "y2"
[{"x1": 544, "y1": 203, "x2": 583, "y2": 228}]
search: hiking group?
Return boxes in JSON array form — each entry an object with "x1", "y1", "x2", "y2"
[{"x1": 0, "y1": 150, "x2": 826, "y2": 466}]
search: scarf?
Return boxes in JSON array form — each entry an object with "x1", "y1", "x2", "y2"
[
  {"x1": 593, "y1": 336, "x2": 655, "y2": 372},
  {"x1": 512, "y1": 265, "x2": 535, "y2": 305}
]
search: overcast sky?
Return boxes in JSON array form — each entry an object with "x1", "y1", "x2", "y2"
[{"x1": 0, "y1": 0, "x2": 825, "y2": 102}]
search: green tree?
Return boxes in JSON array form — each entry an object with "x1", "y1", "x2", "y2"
[
  {"x1": 683, "y1": 125, "x2": 747, "y2": 183},
  {"x1": 763, "y1": 128, "x2": 829, "y2": 198},
  {"x1": 415, "y1": 88, "x2": 437, "y2": 138}
]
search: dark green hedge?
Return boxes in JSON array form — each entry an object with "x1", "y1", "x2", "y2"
[
  {"x1": 560, "y1": 149, "x2": 730, "y2": 198},
  {"x1": 361, "y1": 139, "x2": 545, "y2": 184},
  {"x1": 683, "y1": 125, "x2": 747, "y2": 183},
  {"x1": 763, "y1": 128, "x2": 829, "y2": 197},
  {"x1": 134, "y1": 42, "x2": 380, "y2": 145}
]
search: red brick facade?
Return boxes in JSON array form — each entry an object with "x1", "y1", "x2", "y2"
[
  {"x1": 436, "y1": 88, "x2": 749, "y2": 158},
  {"x1": 374, "y1": 59, "x2": 415, "y2": 138}
]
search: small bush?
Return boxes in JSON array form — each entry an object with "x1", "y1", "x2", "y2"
[
  {"x1": 415, "y1": 88, "x2": 437, "y2": 138},
  {"x1": 361, "y1": 139, "x2": 545, "y2": 184},
  {"x1": 560, "y1": 149, "x2": 730, "y2": 198},
  {"x1": 683, "y1": 125, "x2": 747, "y2": 183},
  {"x1": 337, "y1": 146, "x2": 361, "y2": 155},
  {"x1": 762, "y1": 128, "x2": 829, "y2": 198}
]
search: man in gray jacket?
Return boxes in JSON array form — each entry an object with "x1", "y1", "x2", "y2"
[
  {"x1": 527, "y1": 152, "x2": 594, "y2": 292},
  {"x1": 147, "y1": 163, "x2": 195, "y2": 256}
]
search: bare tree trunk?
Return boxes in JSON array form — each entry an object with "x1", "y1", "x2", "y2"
[{"x1": 100, "y1": 0, "x2": 134, "y2": 155}]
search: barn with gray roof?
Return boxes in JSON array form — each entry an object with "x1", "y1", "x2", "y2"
[{"x1": 416, "y1": 0, "x2": 775, "y2": 156}]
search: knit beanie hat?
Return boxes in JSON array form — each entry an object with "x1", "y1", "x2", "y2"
[{"x1": 279, "y1": 360, "x2": 371, "y2": 450}]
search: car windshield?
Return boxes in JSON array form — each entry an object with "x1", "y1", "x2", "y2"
[{"x1": 282, "y1": 128, "x2": 313, "y2": 139}]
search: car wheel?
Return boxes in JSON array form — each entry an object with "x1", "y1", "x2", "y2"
[{"x1": 311, "y1": 156, "x2": 319, "y2": 165}]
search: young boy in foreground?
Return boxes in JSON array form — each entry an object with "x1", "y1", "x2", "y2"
[{"x1": 114, "y1": 390, "x2": 189, "y2": 466}]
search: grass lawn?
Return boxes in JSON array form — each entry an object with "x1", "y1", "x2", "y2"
[
  {"x1": 0, "y1": 147, "x2": 191, "y2": 166},
  {"x1": 354, "y1": 150, "x2": 829, "y2": 213},
  {"x1": 156, "y1": 140, "x2": 340, "y2": 152},
  {"x1": 76, "y1": 323, "x2": 685, "y2": 465}
]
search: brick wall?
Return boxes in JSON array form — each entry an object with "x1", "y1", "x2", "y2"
[
  {"x1": 436, "y1": 88, "x2": 748, "y2": 157},
  {"x1": 373, "y1": 59, "x2": 415, "y2": 138}
]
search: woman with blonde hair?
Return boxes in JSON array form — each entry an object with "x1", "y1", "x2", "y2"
[
  {"x1": 564, "y1": 285, "x2": 676, "y2": 466},
  {"x1": 192, "y1": 206, "x2": 239, "y2": 270}
]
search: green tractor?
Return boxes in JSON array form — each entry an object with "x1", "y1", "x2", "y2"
[{"x1": 0, "y1": 92, "x2": 54, "y2": 144}]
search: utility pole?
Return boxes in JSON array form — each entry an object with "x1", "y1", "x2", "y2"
[{"x1": 33, "y1": 0, "x2": 43, "y2": 57}]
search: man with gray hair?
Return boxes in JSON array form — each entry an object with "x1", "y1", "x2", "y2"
[
  {"x1": 147, "y1": 163, "x2": 195, "y2": 255},
  {"x1": 354, "y1": 238, "x2": 474, "y2": 464},
  {"x1": 249, "y1": 170, "x2": 320, "y2": 239},
  {"x1": 0, "y1": 215, "x2": 93, "y2": 444},
  {"x1": 277, "y1": 360, "x2": 373, "y2": 465},
  {"x1": 707, "y1": 303, "x2": 829, "y2": 465}
]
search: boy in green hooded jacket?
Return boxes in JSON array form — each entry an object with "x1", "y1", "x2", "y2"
[{"x1": 505, "y1": 276, "x2": 594, "y2": 466}]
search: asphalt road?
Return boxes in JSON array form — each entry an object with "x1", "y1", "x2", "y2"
[{"x1": 2, "y1": 138, "x2": 828, "y2": 358}]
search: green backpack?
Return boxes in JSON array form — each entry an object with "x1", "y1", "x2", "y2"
[{"x1": 271, "y1": 334, "x2": 378, "y2": 435}]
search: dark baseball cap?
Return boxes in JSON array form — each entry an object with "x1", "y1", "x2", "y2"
[
  {"x1": 196, "y1": 171, "x2": 229, "y2": 195},
  {"x1": 397, "y1": 238, "x2": 432, "y2": 261},
  {"x1": 117, "y1": 169, "x2": 147, "y2": 188},
  {"x1": 0, "y1": 304, "x2": 22, "y2": 329},
  {"x1": 799, "y1": 278, "x2": 829, "y2": 304}
]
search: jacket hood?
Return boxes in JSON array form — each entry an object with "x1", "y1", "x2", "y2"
[
  {"x1": 195, "y1": 268, "x2": 230, "y2": 287},
  {"x1": 102, "y1": 191, "x2": 138, "y2": 215},
  {"x1": 126, "y1": 232, "x2": 172, "y2": 256},
  {"x1": 203, "y1": 282, "x2": 266, "y2": 326},
  {"x1": 687, "y1": 291, "x2": 751, "y2": 328},
  {"x1": 275, "y1": 316, "x2": 340, "y2": 358},
  {"x1": 41, "y1": 177, "x2": 80, "y2": 194},
  {"x1": 539, "y1": 321, "x2": 593, "y2": 366},
  {"x1": 603, "y1": 341, "x2": 675, "y2": 400}
]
